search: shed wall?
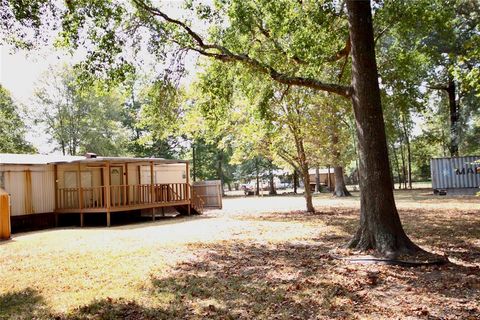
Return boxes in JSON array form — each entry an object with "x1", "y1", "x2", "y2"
[
  {"x1": 0, "y1": 164, "x2": 55, "y2": 216},
  {"x1": 430, "y1": 156, "x2": 480, "y2": 189}
]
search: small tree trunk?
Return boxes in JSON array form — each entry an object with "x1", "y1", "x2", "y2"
[
  {"x1": 401, "y1": 114, "x2": 413, "y2": 189},
  {"x1": 255, "y1": 158, "x2": 260, "y2": 196},
  {"x1": 293, "y1": 170, "x2": 298, "y2": 194},
  {"x1": 332, "y1": 166, "x2": 352, "y2": 197},
  {"x1": 447, "y1": 76, "x2": 459, "y2": 157},
  {"x1": 330, "y1": 126, "x2": 350, "y2": 197},
  {"x1": 399, "y1": 139, "x2": 407, "y2": 189},
  {"x1": 269, "y1": 168, "x2": 277, "y2": 195},
  {"x1": 301, "y1": 166, "x2": 314, "y2": 213},
  {"x1": 346, "y1": 0, "x2": 420, "y2": 256},
  {"x1": 217, "y1": 152, "x2": 225, "y2": 196},
  {"x1": 315, "y1": 167, "x2": 320, "y2": 193},
  {"x1": 192, "y1": 143, "x2": 196, "y2": 182},
  {"x1": 326, "y1": 165, "x2": 332, "y2": 191},
  {"x1": 391, "y1": 143, "x2": 402, "y2": 190}
]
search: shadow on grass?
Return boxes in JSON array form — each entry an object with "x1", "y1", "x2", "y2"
[
  {"x1": 57, "y1": 242, "x2": 364, "y2": 320},
  {"x1": 258, "y1": 206, "x2": 480, "y2": 265},
  {"x1": 0, "y1": 288, "x2": 51, "y2": 319},
  {"x1": 235, "y1": 209, "x2": 480, "y2": 302}
]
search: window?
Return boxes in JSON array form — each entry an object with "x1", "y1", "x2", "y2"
[
  {"x1": 0, "y1": 172, "x2": 4, "y2": 189},
  {"x1": 64, "y1": 171, "x2": 92, "y2": 188}
]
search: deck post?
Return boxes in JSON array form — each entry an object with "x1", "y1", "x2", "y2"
[
  {"x1": 54, "y1": 164, "x2": 58, "y2": 211},
  {"x1": 54, "y1": 164, "x2": 59, "y2": 227},
  {"x1": 186, "y1": 162, "x2": 191, "y2": 215},
  {"x1": 150, "y1": 162, "x2": 155, "y2": 221},
  {"x1": 78, "y1": 163, "x2": 84, "y2": 227},
  {"x1": 125, "y1": 162, "x2": 129, "y2": 205},
  {"x1": 106, "y1": 161, "x2": 111, "y2": 227},
  {"x1": 150, "y1": 161, "x2": 154, "y2": 204}
]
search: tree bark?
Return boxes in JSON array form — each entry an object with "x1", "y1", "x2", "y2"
[
  {"x1": 333, "y1": 166, "x2": 352, "y2": 197},
  {"x1": 346, "y1": 0, "x2": 419, "y2": 256}
]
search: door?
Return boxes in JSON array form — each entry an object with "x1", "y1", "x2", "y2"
[{"x1": 110, "y1": 166, "x2": 124, "y2": 206}]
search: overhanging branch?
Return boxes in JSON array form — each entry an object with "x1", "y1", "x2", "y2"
[{"x1": 132, "y1": 0, "x2": 352, "y2": 97}]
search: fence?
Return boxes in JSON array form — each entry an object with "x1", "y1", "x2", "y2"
[{"x1": 192, "y1": 180, "x2": 223, "y2": 209}]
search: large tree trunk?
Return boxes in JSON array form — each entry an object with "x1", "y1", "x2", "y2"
[
  {"x1": 333, "y1": 166, "x2": 352, "y2": 197},
  {"x1": 346, "y1": 0, "x2": 419, "y2": 256}
]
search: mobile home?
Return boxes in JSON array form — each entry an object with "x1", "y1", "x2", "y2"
[{"x1": 0, "y1": 153, "x2": 204, "y2": 232}]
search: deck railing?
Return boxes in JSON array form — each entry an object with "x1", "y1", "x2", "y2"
[{"x1": 57, "y1": 183, "x2": 190, "y2": 211}]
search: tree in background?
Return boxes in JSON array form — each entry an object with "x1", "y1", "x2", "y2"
[
  {"x1": 306, "y1": 95, "x2": 354, "y2": 197},
  {"x1": 377, "y1": 0, "x2": 480, "y2": 158},
  {"x1": 132, "y1": 79, "x2": 187, "y2": 159},
  {"x1": 34, "y1": 66, "x2": 129, "y2": 156},
  {"x1": 0, "y1": 85, "x2": 36, "y2": 153}
]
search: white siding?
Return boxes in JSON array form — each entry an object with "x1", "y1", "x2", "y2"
[{"x1": 0, "y1": 164, "x2": 55, "y2": 216}]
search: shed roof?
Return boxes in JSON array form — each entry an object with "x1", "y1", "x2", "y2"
[{"x1": 0, "y1": 153, "x2": 188, "y2": 165}]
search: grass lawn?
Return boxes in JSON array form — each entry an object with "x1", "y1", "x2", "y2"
[{"x1": 0, "y1": 190, "x2": 479, "y2": 319}]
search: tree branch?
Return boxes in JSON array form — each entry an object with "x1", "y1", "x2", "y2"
[
  {"x1": 427, "y1": 84, "x2": 449, "y2": 91},
  {"x1": 325, "y1": 37, "x2": 351, "y2": 63},
  {"x1": 132, "y1": 0, "x2": 352, "y2": 97}
]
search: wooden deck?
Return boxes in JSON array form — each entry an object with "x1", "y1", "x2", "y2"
[{"x1": 55, "y1": 183, "x2": 192, "y2": 226}]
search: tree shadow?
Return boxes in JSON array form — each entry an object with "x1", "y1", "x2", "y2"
[
  {"x1": 54, "y1": 241, "x2": 365, "y2": 319},
  {"x1": 0, "y1": 288, "x2": 51, "y2": 319},
  {"x1": 232, "y1": 209, "x2": 480, "y2": 309},
  {"x1": 146, "y1": 242, "x2": 369, "y2": 319}
]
